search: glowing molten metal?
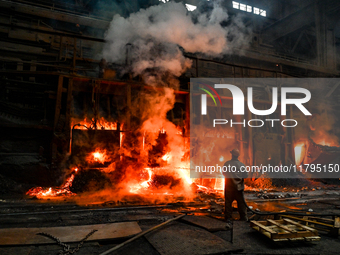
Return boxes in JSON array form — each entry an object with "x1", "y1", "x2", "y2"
[
  {"x1": 26, "y1": 172, "x2": 76, "y2": 198},
  {"x1": 294, "y1": 143, "x2": 306, "y2": 165}
]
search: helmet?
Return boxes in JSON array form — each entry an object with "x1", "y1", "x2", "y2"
[{"x1": 230, "y1": 148, "x2": 240, "y2": 157}]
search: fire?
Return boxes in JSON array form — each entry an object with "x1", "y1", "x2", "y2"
[
  {"x1": 176, "y1": 165, "x2": 192, "y2": 185},
  {"x1": 26, "y1": 173, "x2": 76, "y2": 199},
  {"x1": 162, "y1": 153, "x2": 171, "y2": 162},
  {"x1": 309, "y1": 114, "x2": 339, "y2": 147},
  {"x1": 214, "y1": 178, "x2": 225, "y2": 190},
  {"x1": 72, "y1": 117, "x2": 117, "y2": 130},
  {"x1": 294, "y1": 142, "x2": 306, "y2": 165},
  {"x1": 312, "y1": 135, "x2": 339, "y2": 147},
  {"x1": 141, "y1": 168, "x2": 153, "y2": 188},
  {"x1": 130, "y1": 168, "x2": 153, "y2": 193},
  {"x1": 87, "y1": 149, "x2": 109, "y2": 164}
]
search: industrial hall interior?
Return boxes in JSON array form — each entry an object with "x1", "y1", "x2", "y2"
[{"x1": 0, "y1": 0, "x2": 340, "y2": 254}]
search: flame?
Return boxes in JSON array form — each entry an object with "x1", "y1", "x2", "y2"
[
  {"x1": 294, "y1": 142, "x2": 306, "y2": 165},
  {"x1": 120, "y1": 132, "x2": 124, "y2": 148},
  {"x1": 72, "y1": 117, "x2": 117, "y2": 130},
  {"x1": 162, "y1": 153, "x2": 171, "y2": 162},
  {"x1": 214, "y1": 178, "x2": 225, "y2": 190},
  {"x1": 178, "y1": 167, "x2": 192, "y2": 185},
  {"x1": 129, "y1": 168, "x2": 153, "y2": 193},
  {"x1": 141, "y1": 168, "x2": 153, "y2": 188},
  {"x1": 309, "y1": 114, "x2": 339, "y2": 147},
  {"x1": 312, "y1": 134, "x2": 339, "y2": 147},
  {"x1": 26, "y1": 174, "x2": 76, "y2": 198},
  {"x1": 87, "y1": 149, "x2": 108, "y2": 164}
]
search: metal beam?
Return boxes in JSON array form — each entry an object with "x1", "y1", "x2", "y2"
[
  {"x1": 54, "y1": 76, "x2": 64, "y2": 131},
  {"x1": 0, "y1": 0, "x2": 110, "y2": 29},
  {"x1": 325, "y1": 81, "x2": 340, "y2": 98},
  {"x1": 262, "y1": 3, "x2": 315, "y2": 42}
]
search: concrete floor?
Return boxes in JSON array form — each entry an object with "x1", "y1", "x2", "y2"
[{"x1": 0, "y1": 188, "x2": 339, "y2": 255}]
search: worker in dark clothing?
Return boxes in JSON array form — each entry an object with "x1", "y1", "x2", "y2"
[{"x1": 223, "y1": 149, "x2": 248, "y2": 221}]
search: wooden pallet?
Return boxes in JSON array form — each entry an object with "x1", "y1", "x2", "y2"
[
  {"x1": 280, "y1": 215, "x2": 340, "y2": 237},
  {"x1": 250, "y1": 219, "x2": 320, "y2": 242}
]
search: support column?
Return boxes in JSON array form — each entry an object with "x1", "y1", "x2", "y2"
[
  {"x1": 54, "y1": 76, "x2": 63, "y2": 131},
  {"x1": 185, "y1": 93, "x2": 190, "y2": 136},
  {"x1": 315, "y1": 1, "x2": 326, "y2": 67},
  {"x1": 65, "y1": 78, "x2": 73, "y2": 153},
  {"x1": 247, "y1": 109, "x2": 253, "y2": 166},
  {"x1": 126, "y1": 84, "x2": 131, "y2": 130}
]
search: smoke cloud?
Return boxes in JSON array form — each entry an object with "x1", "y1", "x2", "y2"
[{"x1": 103, "y1": 1, "x2": 252, "y2": 79}]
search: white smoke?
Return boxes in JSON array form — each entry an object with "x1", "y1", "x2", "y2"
[{"x1": 103, "y1": 1, "x2": 252, "y2": 78}]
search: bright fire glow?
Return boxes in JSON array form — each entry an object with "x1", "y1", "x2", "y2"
[
  {"x1": 87, "y1": 149, "x2": 108, "y2": 164},
  {"x1": 214, "y1": 178, "x2": 225, "y2": 190},
  {"x1": 72, "y1": 117, "x2": 117, "y2": 130},
  {"x1": 162, "y1": 153, "x2": 171, "y2": 162},
  {"x1": 294, "y1": 142, "x2": 306, "y2": 165},
  {"x1": 219, "y1": 156, "x2": 224, "y2": 162},
  {"x1": 177, "y1": 167, "x2": 192, "y2": 185},
  {"x1": 130, "y1": 168, "x2": 153, "y2": 193},
  {"x1": 26, "y1": 174, "x2": 76, "y2": 199},
  {"x1": 312, "y1": 136, "x2": 339, "y2": 147}
]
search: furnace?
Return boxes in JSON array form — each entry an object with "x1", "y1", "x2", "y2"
[{"x1": 0, "y1": 0, "x2": 340, "y2": 254}]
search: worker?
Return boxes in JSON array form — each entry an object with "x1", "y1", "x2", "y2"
[{"x1": 223, "y1": 148, "x2": 248, "y2": 221}]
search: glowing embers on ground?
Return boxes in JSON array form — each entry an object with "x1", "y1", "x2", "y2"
[
  {"x1": 87, "y1": 149, "x2": 109, "y2": 164},
  {"x1": 26, "y1": 168, "x2": 78, "y2": 198},
  {"x1": 72, "y1": 117, "x2": 118, "y2": 130}
]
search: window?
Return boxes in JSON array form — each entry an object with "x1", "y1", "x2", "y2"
[
  {"x1": 240, "y1": 3, "x2": 246, "y2": 11},
  {"x1": 185, "y1": 4, "x2": 197, "y2": 11},
  {"x1": 233, "y1": 2, "x2": 266, "y2": 17},
  {"x1": 232, "y1": 1, "x2": 239, "y2": 9}
]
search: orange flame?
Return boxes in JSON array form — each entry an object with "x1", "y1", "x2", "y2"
[
  {"x1": 130, "y1": 168, "x2": 153, "y2": 193},
  {"x1": 162, "y1": 153, "x2": 171, "y2": 162},
  {"x1": 26, "y1": 174, "x2": 76, "y2": 198},
  {"x1": 312, "y1": 132, "x2": 339, "y2": 147},
  {"x1": 294, "y1": 142, "x2": 306, "y2": 165},
  {"x1": 72, "y1": 117, "x2": 117, "y2": 130},
  {"x1": 87, "y1": 149, "x2": 109, "y2": 164}
]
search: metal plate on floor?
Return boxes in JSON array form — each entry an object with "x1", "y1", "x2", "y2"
[
  {"x1": 145, "y1": 221, "x2": 232, "y2": 255},
  {"x1": 0, "y1": 222, "x2": 142, "y2": 245},
  {"x1": 182, "y1": 215, "x2": 230, "y2": 232}
]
